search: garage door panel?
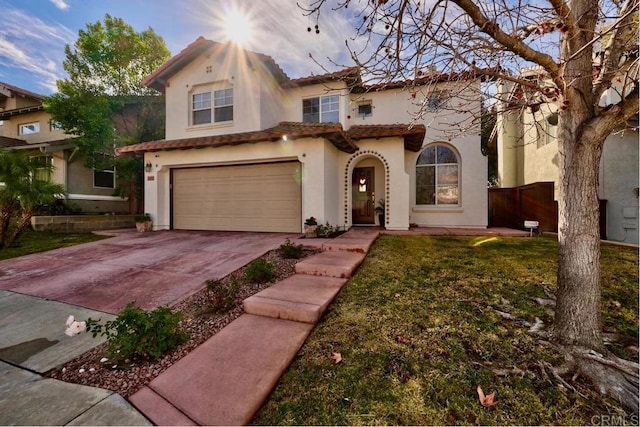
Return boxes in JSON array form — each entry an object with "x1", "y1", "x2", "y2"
[{"x1": 172, "y1": 162, "x2": 302, "y2": 232}]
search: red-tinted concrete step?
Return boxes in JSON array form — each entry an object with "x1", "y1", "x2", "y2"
[
  {"x1": 243, "y1": 274, "x2": 346, "y2": 323},
  {"x1": 128, "y1": 386, "x2": 195, "y2": 426},
  {"x1": 145, "y1": 314, "x2": 313, "y2": 426},
  {"x1": 322, "y1": 237, "x2": 375, "y2": 253},
  {"x1": 294, "y1": 251, "x2": 366, "y2": 278}
]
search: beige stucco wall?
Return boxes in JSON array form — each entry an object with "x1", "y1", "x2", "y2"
[
  {"x1": 3, "y1": 110, "x2": 67, "y2": 144},
  {"x1": 164, "y1": 50, "x2": 285, "y2": 140}
]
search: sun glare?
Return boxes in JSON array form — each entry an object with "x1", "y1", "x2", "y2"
[{"x1": 223, "y1": 9, "x2": 253, "y2": 46}]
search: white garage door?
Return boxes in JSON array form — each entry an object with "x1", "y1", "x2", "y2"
[{"x1": 172, "y1": 162, "x2": 302, "y2": 232}]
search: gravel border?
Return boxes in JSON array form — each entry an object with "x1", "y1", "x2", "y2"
[{"x1": 47, "y1": 248, "x2": 317, "y2": 398}]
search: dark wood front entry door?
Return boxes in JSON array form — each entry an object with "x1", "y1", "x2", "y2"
[{"x1": 352, "y1": 167, "x2": 375, "y2": 224}]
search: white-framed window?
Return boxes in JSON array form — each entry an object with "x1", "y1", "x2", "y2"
[
  {"x1": 213, "y1": 88, "x2": 233, "y2": 122},
  {"x1": 303, "y1": 95, "x2": 339, "y2": 123},
  {"x1": 426, "y1": 92, "x2": 447, "y2": 111},
  {"x1": 357, "y1": 100, "x2": 373, "y2": 118},
  {"x1": 191, "y1": 87, "x2": 233, "y2": 125},
  {"x1": 536, "y1": 113, "x2": 557, "y2": 148},
  {"x1": 19, "y1": 122, "x2": 40, "y2": 135},
  {"x1": 192, "y1": 92, "x2": 212, "y2": 125},
  {"x1": 50, "y1": 120, "x2": 63, "y2": 131},
  {"x1": 416, "y1": 144, "x2": 460, "y2": 205}
]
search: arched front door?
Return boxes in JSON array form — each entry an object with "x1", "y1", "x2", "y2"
[{"x1": 352, "y1": 166, "x2": 375, "y2": 224}]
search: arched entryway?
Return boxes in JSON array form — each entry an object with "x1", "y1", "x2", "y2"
[{"x1": 348, "y1": 155, "x2": 387, "y2": 226}]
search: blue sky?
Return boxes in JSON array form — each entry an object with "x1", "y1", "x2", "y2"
[{"x1": 0, "y1": 0, "x2": 357, "y2": 95}]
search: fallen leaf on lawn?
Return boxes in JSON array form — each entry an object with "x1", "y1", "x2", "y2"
[
  {"x1": 331, "y1": 352, "x2": 342, "y2": 364},
  {"x1": 477, "y1": 385, "x2": 498, "y2": 407},
  {"x1": 396, "y1": 335, "x2": 408, "y2": 344}
]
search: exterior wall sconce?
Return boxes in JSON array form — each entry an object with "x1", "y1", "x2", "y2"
[{"x1": 145, "y1": 161, "x2": 152, "y2": 173}]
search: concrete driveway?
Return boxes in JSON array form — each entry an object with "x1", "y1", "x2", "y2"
[{"x1": 0, "y1": 230, "x2": 298, "y2": 315}]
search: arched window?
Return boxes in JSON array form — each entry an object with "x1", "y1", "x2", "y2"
[{"x1": 416, "y1": 144, "x2": 459, "y2": 205}]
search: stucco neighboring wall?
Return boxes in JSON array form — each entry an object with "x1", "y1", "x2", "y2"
[
  {"x1": 599, "y1": 130, "x2": 639, "y2": 244},
  {"x1": 2, "y1": 110, "x2": 67, "y2": 144}
]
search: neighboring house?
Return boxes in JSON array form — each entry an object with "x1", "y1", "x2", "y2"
[
  {"x1": 0, "y1": 82, "x2": 129, "y2": 213},
  {"x1": 495, "y1": 73, "x2": 639, "y2": 245},
  {"x1": 118, "y1": 37, "x2": 488, "y2": 232}
]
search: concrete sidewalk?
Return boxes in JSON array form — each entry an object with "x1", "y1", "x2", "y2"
[
  {"x1": 0, "y1": 291, "x2": 149, "y2": 425},
  {"x1": 129, "y1": 228, "x2": 378, "y2": 425}
]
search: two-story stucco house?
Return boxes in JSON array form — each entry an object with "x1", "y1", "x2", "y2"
[
  {"x1": 118, "y1": 37, "x2": 488, "y2": 232},
  {"x1": 0, "y1": 82, "x2": 130, "y2": 213},
  {"x1": 496, "y1": 74, "x2": 639, "y2": 245}
]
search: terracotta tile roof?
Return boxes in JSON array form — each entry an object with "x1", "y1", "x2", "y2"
[
  {"x1": 348, "y1": 124, "x2": 426, "y2": 151},
  {"x1": 116, "y1": 121, "x2": 358, "y2": 155},
  {"x1": 143, "y1": 37, "x2": 289, "y2": 92},
  {"x1": 283, "y1": 67, "x2": 362, "y2": 89},
  {"x1": 366, "y1": 67, "x2": 501, "y2": 91},
  {"x1": 116, "y1": 122, "x2": 427, "y2": 156}
]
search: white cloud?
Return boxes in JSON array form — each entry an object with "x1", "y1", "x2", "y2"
[
  {"x1": 50, "y1": 0, "x2": 70, "y2": 10},
  {"x1": 0, "y1": 3, "x2": 75, "y2": 93}
]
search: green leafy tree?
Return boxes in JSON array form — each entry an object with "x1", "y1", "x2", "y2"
[
  {"x1": 0, "y1": 149, "x2": 65, "y2": 248},
  {"x1": 45, "y1": 14, "x2": 170, "y2": 209}
]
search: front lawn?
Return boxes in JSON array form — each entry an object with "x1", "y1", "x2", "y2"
[
  {"x1": 253, "y1": 236, "x2": 638, "y2": 425},
  {"x1": 0, "y1": 228, "x2": 106, "y2": 260}
]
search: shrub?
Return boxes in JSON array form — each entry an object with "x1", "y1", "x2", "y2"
[
  {"x1": 316, "y1": 222, "x2": 337, "y2": 237},
  {"x1": 245, "y1": 258, "x2": 276, "y2": 283},
  {"x1": 135, "y1": 213, "x2": 151, "y2": 222},
  {"x1": 86, "y1": 302, "x2": 188, "y2": 361},
  {"x1": 279, "y1": 239, "x2": 304, "y2": 259},
  {"x1": 206, "y1": 279, "x2": 240, "y2": 312}
]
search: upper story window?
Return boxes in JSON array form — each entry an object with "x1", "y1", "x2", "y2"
[
  {"x1": 426, "y1": 92, "x2": 447, "y2": 111},
  {"x1": 191, "y1": 87, "x2": 234, "y2": 125},
  {"x1": 303, "y1": 95, "x2": 339, "y2": 123},
  {"x1": 50, "y1": 120, "x2": 63, "y2": 131},
  {"x1": 416, "y1": 144, "x2": 460, "y2": 206},
  {"x1": 357, "y1": 100, "x2": 373, "y2": 118},
  {"x1": 19, "y1": 122, "x2": 40, "y2": 135},
  {"x1": 536, "y1": 113, "x2": 557, "y2": 148}
]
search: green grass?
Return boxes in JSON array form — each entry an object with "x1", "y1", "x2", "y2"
[
  {"x1": 0, "y1": 228, "x2": 106, "y2": 260},
  {"x1": 253, "y1": 236, "x2": 638, "y2": 425}
]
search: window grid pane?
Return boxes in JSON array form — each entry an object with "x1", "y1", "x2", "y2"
[
  {"x1": 303, "y1": 98, "x2": 320, "y2": 123},
  {"x1": 415, "y1": 145, "x2": 459, "y2": 206},
  {"x1": 320, "y1": 95, "x2": 339, "y2": 123}
]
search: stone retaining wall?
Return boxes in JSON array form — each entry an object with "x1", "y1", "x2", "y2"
[{"x1": 31, "y1": 215, "x2": 136, "y2": 233}]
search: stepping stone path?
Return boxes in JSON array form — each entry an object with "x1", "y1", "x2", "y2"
[{"x1": 129, "y1": 228, "x2": 379, "y2": 425}]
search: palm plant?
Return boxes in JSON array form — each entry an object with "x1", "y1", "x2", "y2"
[{"x1": 0, "y1": 149, "x2": 65, "y2": 248}]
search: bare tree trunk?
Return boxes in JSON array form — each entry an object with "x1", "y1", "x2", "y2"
[
  {"x1": 0, "y1": 200, "x2": 17, "y2": 249},
  {"x1": 554, "y1": 133, "x2": 604, "y2": 349}
]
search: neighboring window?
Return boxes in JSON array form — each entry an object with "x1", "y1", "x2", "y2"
[
  {"x1": 536, "y1": 113, "x2": 557, "y2": 148},
  {"x1": 50, "y1": 120, "x2": 63, "y2": 131},
  {"x1": 93, "y1": 156, "x2": 115, "y2": 189},
  {"x1": 416, "y1": 144, "x2": 459, "y2": 205},
  {"x1": 213, "y1": 88, "x2": 233, "y2": 122},
  {"x1": 357, "y1": 101, "x2": 373, "y2": 118},
  {"x1": 31, "y1": 156, "x2": 52, "y2": 181},
  {"x1": 192, "y1": 91, "x2": 212, "y2": 125},
  {"x1": 19, "y1": 122, "x2": 40, "y2": 135},
  {"x1": 426, "y1": 92, "x2": 447, "y2": 111},
  {"x1": 302, "y1": 95, "x2": 339, "y2": 123}
]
